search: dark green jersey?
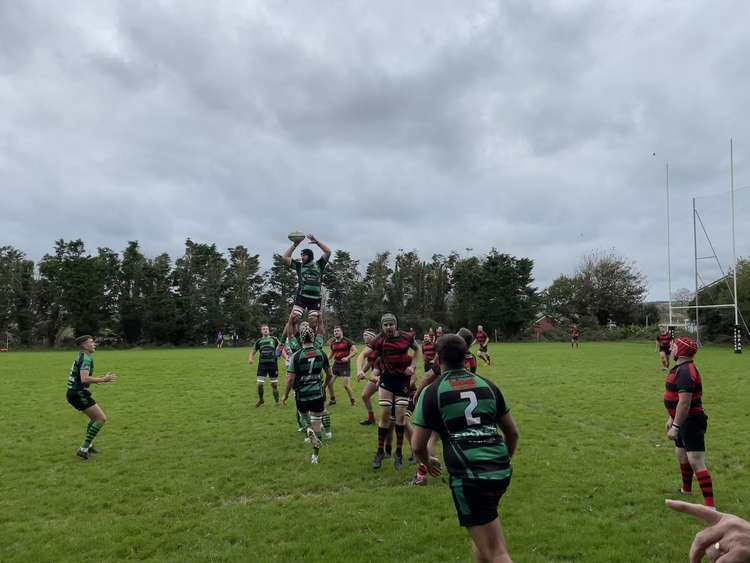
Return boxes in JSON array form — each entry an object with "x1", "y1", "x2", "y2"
[
  {"x1": 67, "y1": 352, "x2": 93, "y2": 391},
  {"x1": 413, "y1": 368, "x2": 511, "y2": 481},
  {"x1": 286, "y1": 334, "x2": 324, "y2": 356},
  {"x1": 289, "y1": 346, "x2": 329, "y2": 402},
  {"x1": 292, "y1": 257, "x2": 328, "y2": 299},
  {"x1": 254, "y1": 336, "x2": 280, "y2": 365}
]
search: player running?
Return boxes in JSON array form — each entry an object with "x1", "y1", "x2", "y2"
[
  {"x1": 283, "y1": 323, "x2": 332, "y2": 464},
  {"x1": 656, "y1": 326, "x2": 673, "y2": 371},
  {"x1": 475, "y1": 325, "x2": 491, "y2": 366},
  {"x1": 249, "y1": 324, "x2": 281, "y2": 407},
  {"x1": 570, "y1": 325, "x2": 580, "y2": 349},
  {"x1": 281, "y1": 234, "x2": 331, "y2": 335},
  {"x1": 411, "y1": 334, "x2": 519, "y2": 562},
  {"x1": 366, "y1": 313, "x2": 419, "y2": 471},
  {"x1": 66, "y1": 335, "x2": 118, "y2": 460},
  {"x1": 328, "y1": 326, "x2": 357, "y2": 406},
  {"x1": 664, "y1": 337, "x2": 715, "y2": 507}
]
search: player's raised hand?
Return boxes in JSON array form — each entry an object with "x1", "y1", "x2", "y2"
[
  {"x1": 666, "y1": 500, "x2": 750, "y2": 563},
  {"x1": 307, "y1": 233, "x2": 319, "y2": 245},
  {"x1": 105, "y1": 372, "x2": 117, "y2": 382}
]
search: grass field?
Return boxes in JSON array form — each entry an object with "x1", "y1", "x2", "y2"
[{"x1": 1, "y1": 342, "x2": 748, "y2": 562}]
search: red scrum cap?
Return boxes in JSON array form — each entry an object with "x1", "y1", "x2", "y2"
[{"x1": 674, "y1": 337, "x2": 698, "y2": 358}]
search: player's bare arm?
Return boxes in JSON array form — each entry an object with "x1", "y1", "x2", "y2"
[
  {"x1": 282, "y1": 370, "x2": 296, "y2": 405},
  {"x1": 281, "y1": 241, "x2": 301, "y2": 266},
  {"x1": 497, "y1": 412, "x2": 519, "y2": 458},
  {"x1": 81, "y1": 368, "x2": 116, "y2": 385},
  {"x1": 668, "y1": 392, "x2": 692, "y2": 440},
  {"x1": 307, "y1": 234, "x2": 331, "y2": 261}
]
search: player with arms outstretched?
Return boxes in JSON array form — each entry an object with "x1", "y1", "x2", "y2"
[
  {"x1": 281, "y1": 233, "x2": 331, "y2": 335},
  {"x1": 66, "y1": 335, "x2": 118, "y2": 460},
  {"x1": 249, "y1": 324, "x2": 281, "y2": 407}
]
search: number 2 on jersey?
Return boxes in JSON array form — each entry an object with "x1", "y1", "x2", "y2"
[{"x1": 460, "y1": 391, "x2": 480, "y2": 425}]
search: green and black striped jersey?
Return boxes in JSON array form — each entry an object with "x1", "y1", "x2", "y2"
[
  {"x1": 412, "y1": 368, "x2": 511, "y2": 481},
  {"x1": 292, "y1": 257, "x2": 328, "y2": 299},
  {"x1": 254, "y1": 336, "x2": 280, "y2": 365},
  {"x1": 286, "y1": 334, "x2": 325, "y2": 356},
  {"x1": 289, "y1": 346, "x2": 329, "y2": 401},
  {"x1": 67, "y1": 352, "x2": 93, "y2": 391}
]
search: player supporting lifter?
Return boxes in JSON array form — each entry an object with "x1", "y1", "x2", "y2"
[
  {"x1": 411, "y1": 334, "x2": 519, "y2": 563},
  {"x1": 367, "y1": 313, "x2": 419, "y2": 471},
  {"x1": 656, "y1": 326, "x2": 673, "y2": 371},
  {"x1": 66, "y1": 335, "x2": 118, "y2": 460},
  {"x1": 328, "y1": 326, "x2": 357, "y2": 406},
  {"x1": 283, "y1": 323, "x2": 332, "y2": 464},
  {"x1": 249, "y1": 324, "x2": 281, "y2": 407},
  {"x1": 475, "y1": 325, "x2": 491, "y2": 366},
  {"x1": 281, "y1": 234, "x2": 331, "y2": 335}
]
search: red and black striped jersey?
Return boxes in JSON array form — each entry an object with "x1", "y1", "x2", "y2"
[
  {"x1": 476, "y1": 330, "x2": 488, "y2": 345},
  {"x1": 369, "y1": 331, "x2": 415, "y2": 376},
  {"x1": 571, "y1": 328, "x2": 580, "y2": 337},
  {"x1": 657, "y1": 333, "x2": 672, "y2": 348},
  {"x1": 330, "y1": 337, "x2": 354, "y2": 364},
  {"x1": 422, "y1": 341, "x2": 437, "y2": 363},
  {"x1": 664, "y1": 361, "x2": 704, "y2": 417}
]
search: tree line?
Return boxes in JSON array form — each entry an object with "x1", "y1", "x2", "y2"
[{"x1": 0, "y1": 240, "x2": 540, "y2": 346}]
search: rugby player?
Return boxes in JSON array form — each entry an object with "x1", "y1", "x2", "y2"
[
  {"x1": 664, "y1": 337, "x2": 715, "y2": 507},
  {"x1": 356, "y1": 329, "x2": 380, "y2": 425},
  {"x1": 283, "y1": 323, "x2": 332, "y2": 464},
  {"x1": 281, "y1": 234, "x2": 331, "y2": 335},
  {"x1": 249, "y1": 324, "x2": 281, "y2": 407},
  {"x1": 66, "y1": 335, "x2": 117, "y2": 460},
  {"x1": 412, "y1": 334, "x2": 519, "y2": 562},
  {"x1": 328, "y1": 326, "x2": 358, "y2": 407},
  {"x1": 475, "y1": 325, "x2": 491, "y2": 366},
  {"x1": 422, "y1": 333, "x2": 437, "y2": 374},
  {"x1": 570, "y1": 325, "x2": 580, "y2": 349},
  {"x1": 656, "y1": 326, "x2": 673, "y2": 371},
  {"x1": 366, "y1": 313, "x2": 419, "y2": 470}
]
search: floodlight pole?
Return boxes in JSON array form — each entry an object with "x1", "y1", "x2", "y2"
[
  {"x1": 666, "y1": 161, "x2": 673, "y2": 326},
  {"x1": 693, "y1": 197, "x2": 700, "y2": 345},
  {"x1": 730, "y1": 139, "x2": 742, "y2": 353}
]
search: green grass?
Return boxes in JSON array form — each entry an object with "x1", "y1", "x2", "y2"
[{"x1": 1, "y1": 342, "x2": 748, "y2": 562}]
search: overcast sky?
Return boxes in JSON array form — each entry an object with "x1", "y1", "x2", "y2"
[{"x1": 2, "y1": 1, "x2": 749, "y2": 300}]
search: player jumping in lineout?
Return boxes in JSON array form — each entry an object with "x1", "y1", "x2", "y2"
[{"x1": 281, "y1": 233, "x2": 331, "y2": 336}]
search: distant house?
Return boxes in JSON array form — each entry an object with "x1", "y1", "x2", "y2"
[{"x1": 533, "y1": 315, "x2": 555, "y2": 340}]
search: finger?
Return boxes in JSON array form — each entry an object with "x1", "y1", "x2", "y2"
[
  {"x1": 689, "y1": 526, "x2": 724, "y2": 563},
  {"x1": 666, "y1": 500, "x2": 723, "y2": 525}
]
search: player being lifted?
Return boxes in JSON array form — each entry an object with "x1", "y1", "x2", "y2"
[
  {"x1": 657, "y1": 326, "x2": 673, "y2": 371},
  {"x1": 66, "y1": 335, "x2": 118, "y2": 460},
  {"x1": 249, "y1": 324, "x2": 281, "y2": 407},
  {"x1": 283, "y1": 323, "x2": 332, "y2": 464},
  {"x1": 281, "y1": 233, "x2": 331, "y2": 335},
  {"x1": 475, "y1": 325, "x2": 491, "y2": 366},
  {"x1": 366, "y1": 313, "x2": 419, "y2": 470},
  {"x1": 328, "y1": 325, "x2": 357, "y2": 406}
]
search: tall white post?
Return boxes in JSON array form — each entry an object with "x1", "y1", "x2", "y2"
[
  {"x1": 666, "y1": 161, "x2": 673, "y2": 325},
  {"x1": 730, "y1": 139, "x2": 741, "y2": 353}
]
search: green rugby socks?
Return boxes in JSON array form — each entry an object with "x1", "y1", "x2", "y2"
[{"x1": 82, "y1": 420, "x2": 104, "y2": 449}]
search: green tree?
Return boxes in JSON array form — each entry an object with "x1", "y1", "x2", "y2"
[
  {"x1": 0, "y1": 246, "x2": 35, "y2": 345},
  {"x1": 143, "y1": 253, "x2": 177, "y2": 344},
  {"x1": 258, "y1": 254, "x2": 297, "y2": 334},
  {"x1": 119, "y1": 241, "x2": 148, "y2": 344},
  {"x1": 224, "y1": 246, "x2": 264, "y2": 339}
]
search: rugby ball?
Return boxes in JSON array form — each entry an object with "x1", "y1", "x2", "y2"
[{"x1": 288, "y1": 231, "x2": 306, "y2": 243}]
